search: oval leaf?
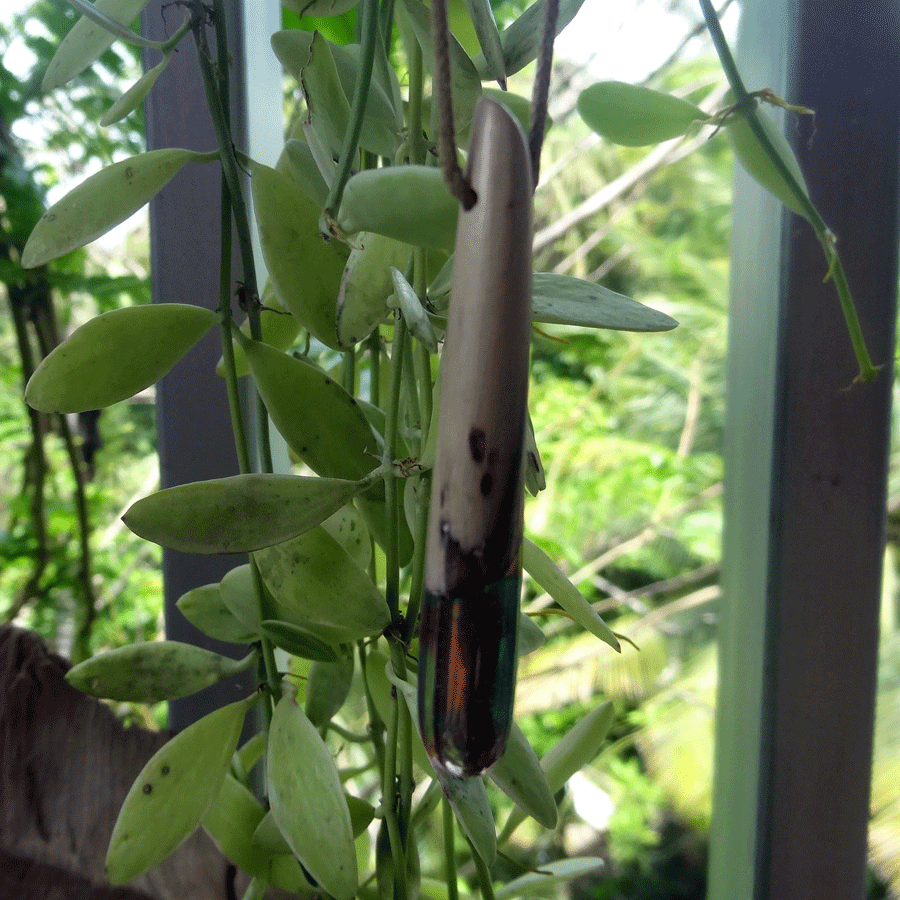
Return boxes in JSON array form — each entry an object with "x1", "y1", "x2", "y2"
[
  {"x1": 66, "y1": 641, "x2": 255, "y2": 703},
  {"x1": 106, "y1": 697, "x2": 251, "y2": 884},
  {"x1": 100, "y1": 52, "x2": 171, "y2": 126},
  {"x1": 495, "y1": 857, "x2": 606, "y2": 898},
  {"x1": 123, "y1": 474, "x2": 362, "y2": 554},
  {"x1": 390, "y1": 266, "x2": 439, "y2": 352},
  {"x1": 305, "y1": 654, "x2": 354, "y2": 727},
  {"x1": 577, "y1": 81, "x2": 708, "y2": 147},
  {"x1": 493, "y1": 0, "x2": 586, "y2": 77},
  {"x1": 488, "y1": 722, "x2": 558, "y2": 828},
  {"x1": 499, "y1": 700, "x2": 614, "y2": 843},
  {"x1": 202, "y1": 773, "x2": 312, "y2": 893},
  {"x1": 23, "y1": 149, "x2": 212, "y2": 268},
  {"x1": 25, "y1": 303, "x2": 218, "y2": 413},
  {"x1": 337, "y1": 165, "x2": 459, "y2": 250},
  {"x1": 42, "y1": 0, "x2": 152, "y2": 92},
  {"x1": 726, "y1": 102, "x2": 812, "y2": 221},
  {"x1": 259, "y1": 620, "x2": 341, "y2": 662},
  {"x1": 251, "y1": 161, "x2": 349, "y2": 349},
  {"x1": 255, "y1": 526, "x2": 390, "y2": 643},
  {"x1": 532, "y1": 273, "x2": 678, "y2": 332},
  {"x1": 336, "y1": 233, "x2": 411, "y2": 347},
  {"x1": 177, "y1": 583, "x2": 258, "y2": 644},
  {"x1": 522, "y1": 538, "x2": 620, "y2": 650},
  {"x1": 241, "y1": 339, "x2": 381, "y2": 483},
  {"x1": 267, "y1": 696, "x2": 358, "y2": 900}
]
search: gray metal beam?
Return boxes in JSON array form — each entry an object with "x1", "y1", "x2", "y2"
[
  {"x1": 710, "y1": 2, "x2": 900, "y2": 898},
  {"x1": 141, "y1": 2, "x2": 251, "y2": 732}
]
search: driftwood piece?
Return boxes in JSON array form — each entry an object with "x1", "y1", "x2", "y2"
[{"x1": 0, "y1": 625, "x2": 243, "y2": 900}]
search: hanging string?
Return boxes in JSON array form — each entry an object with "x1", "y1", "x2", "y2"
[
  {"x1": 527, "y1": 0, "x2": 559, "y2": 189},
  {"x1": 431, "y1": 0, "x2": 559, "y2": 203},
  {"x1": 430, "y1": 0, "x2": 477, "y2": 209}
]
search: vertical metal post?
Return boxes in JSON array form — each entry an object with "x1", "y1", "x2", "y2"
[
  {"x1": 141, "y1": 1, "x2": 281, "y2": 731},
  {"x1": 759, "y1": 2, "x2": 900, "y2": 897},
  {"x1": 710, "y1": 2, "x2": 900, "y2": 898}
]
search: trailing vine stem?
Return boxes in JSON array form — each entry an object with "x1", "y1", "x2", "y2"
[
  {"x1": 321, "y1": 0, "x2": 381, "y2": 233},
  {"x1": 699, "y1": 0, "x2": 878, "y2": 382},
  {"x1": 189, "y1": 0, "x2": 282, "y2": 703}
]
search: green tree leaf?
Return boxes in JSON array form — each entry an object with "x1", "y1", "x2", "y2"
[
  {"x1": 106, "y1": 697, "x2": 252, "y2": 884},
  {"x1": 123, "y1": 474, "x2": 362, "y2": 553},
  {"x1": 578, "y1": 81, "x2": 708, "y2": 147},
  {"x1": 42, "y1": 0, "x2": 152, "y2": 92},
  {"x1": 24, "y1": 303, "x2": 218, "y2": 413},
  {"x1": 22, "y1": 149, "x2": 214, "y2": 267},
  {"x1": 267, "y1": 696, "x2": 358, "y2": 900}
]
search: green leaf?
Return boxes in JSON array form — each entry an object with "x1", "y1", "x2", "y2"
[
  {"x1": 390, "y1": 266, "x2": 439, "y2": 352},
  {"x1": 25, "y1": 303, "x2": 218, "y2": 413},
  {"x1": 177, "y1": 583, "x2": 257, "y2": 644},
  {"x1": 305, "y1": 654, "x2": 354, "y2": 726},
  {"x1": 106, "y1": 697, "x2": 252, "y2": 884},
  {"x1": 282, "y1": 0, "x2": 358, "y2": 16},
  {"x1": 429, "y1": 267, "x2": 678, "y2": 333},
  {"x1": 42, "y1": 0, "x2": 152, "y2": 92},
  {"x1": 202, "y1": 774, "x2": 312, "y2": 893},
  {"x1": 398, "y1": 0, "x2": 481, "y2": 129},
  {"x1": 578, "y1": 81, "x2": 709, "y2": 147},
  {"x1": 259, "y1": 620, "x2": 341, "y2": 662},
  {"x1": 251, "y1": 161, "x2": 349, "y2": 350},
  {"x1": 532, "y1": 273, "x2": 679, "y2": 332},
  {"x1": 66, "y1": 641, "x2": 256, "y2": 703},
  {"x1": 100, "y1": 52, "x2": 171, "y2": 126},
  {"x1": 494, "y1": 858, "x2": 606, "y2": 897},
  {"x1": 123, "y1": 474, "x2": 362, "y2": 554},
  {"x1": 492, "y1": 0, "x2": 587, "y2": 77},
  {"x1": 462, "y1": 0, "x2": 506, "y2": 86},
  {"x1": 726, "y1": 102, "x2": 812, "y2": 221},
  {"x1": 22, "y1": 149, "x2": 214, "y2": 268},
  {"x1": 499, "y1": 700, "x2": 614, "y2": 843},
  {"x1": 522, "y1": 538, "x2": 620, "y2": 650},
  {"x1": 488, "y1": 723, "x2": 558, "y2": 828},
  {"x1": 267, "y1": 696, "x2": 358, "y2": 900},
  {"x1": 272, "y1": 30, "x2": 399, "y2": 160},
  {"x1": 336, "y1": 233, "x2": 412, "y2": 347},
  {"x1": 338, "y1": 165, "x2": 459, "y2": 250},
  {"x1": 255, "y1": 526, "x2": 390, "y2": 643},
  {"x1": 240, "y1": 339, "x2": 381, "y2": 484}
]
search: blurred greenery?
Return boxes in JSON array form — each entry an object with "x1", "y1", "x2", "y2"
[{"x1": 2, "y1": 1, "x2": 898, "y2": 897}]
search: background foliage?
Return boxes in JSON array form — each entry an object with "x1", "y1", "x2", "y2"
[{"x1": 1, "y1": 0, "x2": 898, "y2": 897}]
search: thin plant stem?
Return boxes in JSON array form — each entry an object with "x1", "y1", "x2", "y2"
[
  {"x1": 322, "y1": 0, "x2": 380, "y2": 229},
  {"x1": 443, "y1": 798, "x2": 460, "y2": 900},
  {"x1": 382, "y1": 691, "x2": 409, "y2": 899},
  {"x1": 698, "y1": 0, "x2": 877, "y2": 382},
  {"x1": 383, "y1": 315, "x2": 408, "y2": 623},
  {"x1": 468, "y1": 836, "x2": 496, "y2": 900}
]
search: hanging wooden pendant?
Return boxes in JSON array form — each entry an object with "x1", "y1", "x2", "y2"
[{"x1": 418, "y1": 96, "x2": 533, "y2": 776}]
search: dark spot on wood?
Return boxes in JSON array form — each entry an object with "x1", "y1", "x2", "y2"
[
  {"x1": 831, "y1": 473, "x2": 842, "y2": 487},
  {"x1": 468, "y1": 428, "x2": 486, "y2": 463},
  {"x1": 142, "y1": 784, "x2": 152, "y2": 795},
  {"x1": 480, "y1": 473, "x2": 493, "y2": 496}
]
